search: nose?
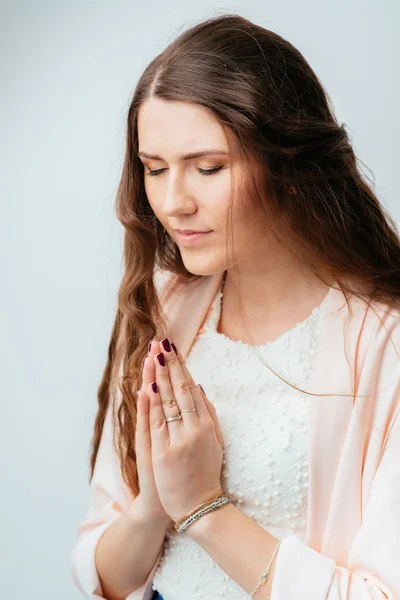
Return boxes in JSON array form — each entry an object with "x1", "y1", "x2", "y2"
[{"x1": 162, "y1": 170, "x2": 197, "y2": 217}]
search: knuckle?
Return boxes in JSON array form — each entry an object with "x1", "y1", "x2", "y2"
[
  {"x1": 158, "y1": 369, "x2": 170, "y2": 381},
  {"x1": 167, "y1": 353, "x2": 180, "y2": 366},
  {"x1": 202, "y1": 419, "x2": 215, "y2": 435},
  {"x1": 188, "y1": 380, "x2": 198, "y2": 393},
  {"x1": 154, "y1": 418, "x2": 167, "y2": 431},
  {"x1": 174, "y1": 442, "x2": 187, "y2": 457},
  {"x1": 162, "y1": 397, "x2": 178, "y2": 410},
  {"x1": 190, "y1": 429, "x2": 202, "y2": 444},
  {"x1": 175, "y1": 379, "x2": 191, "y2": 395}
]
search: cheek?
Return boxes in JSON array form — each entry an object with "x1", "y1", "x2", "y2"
[
  {"x1": 205, "y1": 176, "x2": 233, "y2": 226},
  {"x1": 155, "y1": 211, "x2": 172, "y2": 235},
  {"x1": 145, "y1": 192, "x2": 168, "y2": 228},
  {"x1": 228, "y1": 196, "x2": 260, "y2": 248}
]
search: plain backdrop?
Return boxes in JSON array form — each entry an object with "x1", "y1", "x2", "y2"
[{"x1": 1, "y1": 1, "x2": 398, "y2": 598}]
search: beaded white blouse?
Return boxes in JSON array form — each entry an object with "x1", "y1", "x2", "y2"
[{"x1": 151, "y1": 279, "x2": 333, "y2": 600}]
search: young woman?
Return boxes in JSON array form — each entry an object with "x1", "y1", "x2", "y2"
[{"x1": 70, "y1": 13, "x2": 400, "y2": 600}]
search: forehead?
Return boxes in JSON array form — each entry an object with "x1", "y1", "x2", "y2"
[{"x1": 137, "y1": 98, "x2": 229, "y2": 157}]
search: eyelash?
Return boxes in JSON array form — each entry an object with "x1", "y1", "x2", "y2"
[{"x1": 145, "y1": 166, "x2": 224, "y2": 177}]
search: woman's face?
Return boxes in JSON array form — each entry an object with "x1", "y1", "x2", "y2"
[{"x1": 137, "y1": 97, "x2": 266, "y2": 276}]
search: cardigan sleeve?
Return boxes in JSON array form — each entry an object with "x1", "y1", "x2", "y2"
[
  {"x1": 70, "y1": 267, "x2": 173, "y2": 599},
  {"x1": 271, "y1": 407, "x2": 400, "y2": 599},
  {"x1": 69, "y1": 386, "x2": 159, "y2": 600}
]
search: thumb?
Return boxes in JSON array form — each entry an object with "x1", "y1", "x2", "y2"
[
  {"x1": 135, "y1": 390, "x2": 152, "y2": 460},
  {"x1": 136, "y1": 390, "x2": 150, "y2": 433},
  {"x1": 198, "y1": 384, "x2": 225, "y2": 451}
]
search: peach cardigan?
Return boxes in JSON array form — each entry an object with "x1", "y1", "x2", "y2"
[{"x1": 70, "y1": 270, "x2": 400, "y2": 599}]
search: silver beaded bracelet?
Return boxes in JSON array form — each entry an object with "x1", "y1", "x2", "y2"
[
  {"x1": 174, "y1": 494, "x2": 282, "y2": 598},
  {"x1": 174, "y1": 496, "x2": 231, "y2": 533},
  {"x1": 249, "y1": 537, "x2": 282, "y2": 597}
]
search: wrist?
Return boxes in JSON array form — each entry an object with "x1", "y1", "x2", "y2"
[
  {"x1": 185, "y1": 499, "x2": 235, "y2": 540},
  {"x1": 128, "y1": 495, "x2": 173, "y2": 530}
]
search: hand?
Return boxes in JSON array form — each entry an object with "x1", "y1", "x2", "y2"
[
  {"x1": 135, "y1": 340, "x2": 172, "y2": 522},
  {"x1": 145, "y1": 338, "x2": 224, "y2": 523}
]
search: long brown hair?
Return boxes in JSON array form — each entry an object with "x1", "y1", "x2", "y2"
[{"x1": 88, "y1": 13, "x2": 400, "y2": 498}]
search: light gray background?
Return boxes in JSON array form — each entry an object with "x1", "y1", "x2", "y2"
[{"x1": 1, "y1": 1, "x2": 398, "y2": 598}]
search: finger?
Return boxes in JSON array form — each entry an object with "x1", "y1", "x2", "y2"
[
  {"x1": 141, "y1": 340, "x2": 161, "y2": 392},
  {"x1": 167, "y1": 342, "x2": 209, "y2": 422},
  {"x1": 198, "y1": 385, "x2": 224, "y2": 450},
  {"x1": 138, "y1": 341, "x2": 161, "y2": 460},
  {"x1": 135, "y1": 391, "x2": 151, "y2": 475},
  {"x1": 154, "y1": 350, "x2": 184, "y2": 444},
  {"x1": 148, "y1": 380, "x2": 170, "y2": 452},
  {"x1": 137, "y1": 389, "x2": 149, "y2": 416},
  {"x1": 159, "y1": 339, "x2": 200, "y2": 428},
  {"x1": 136, "y1": 390, "x2": 150, "y2": 433}
]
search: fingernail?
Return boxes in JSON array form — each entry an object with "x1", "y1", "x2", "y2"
[
  {"x1": 161, "y1": 338, "x2": 171, "y2": 352},
  {"x1": 156, "y1": 352, "x2": 165, "y2": 367},
  {"x1": 148, "y1": 341, "x2": 152, "y2": 353},
  {"x1": 200, "y1": 384, "x2": 206, "y2": 395},
  {"x1": 171, "y1": 342, "x2": 178, "y2": 356},
  {"x1": 151, "y1": 381, "x2": 158, "y2": 393}
]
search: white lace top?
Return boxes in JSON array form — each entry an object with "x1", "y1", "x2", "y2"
[{"x1": 152, "y1": 279, "x2": 333, "y2": 600}]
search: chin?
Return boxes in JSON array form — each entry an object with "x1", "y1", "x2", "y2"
[{"x1": 180, "y1": 256, "x2": 226, "y2": 279}]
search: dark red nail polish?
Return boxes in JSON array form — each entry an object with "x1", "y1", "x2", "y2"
[
  {"x1": 200, "y1": 384, "x2": 206, "y2": 395},
  {"x1": 171, "y1": 343, "x2": 178, "y2": 356},
  {"x1": 156, "y1": 352, "x2": 165, "y2": 367},
  {"x1": 148, "y1": 341, "x2": 152, "y2": 353},
  {"x1": 151, "y1": 381, "x2": 158, "y2": 393},
  {"x1": 161, "y1": 338, "x2": 171, "y2": 352}
]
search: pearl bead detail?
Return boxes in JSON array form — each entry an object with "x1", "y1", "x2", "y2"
[{"x1": 151, "y1": 280, "x2": 333, "y2": 600}]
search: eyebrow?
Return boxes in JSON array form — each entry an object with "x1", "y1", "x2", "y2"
[{"x1": 137, "y1": 149, "x2": 229, "y2": 161}]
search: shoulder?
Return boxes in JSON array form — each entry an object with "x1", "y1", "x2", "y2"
[
  {"x1": 336, "y1": 289, "x2": 400, "y2": 356},
  {"x1": 341, "y1": 296, "x2": 400, "y2": 450},
  {"x1": 361, "y1": 298, "x2": 400, "y2": 356},
  {"x1": 324, "y1": 289, "x2": 400, "y2": 409},
  {"x1": 356, "y1": 298, "x2": 400, "y2": 413}
]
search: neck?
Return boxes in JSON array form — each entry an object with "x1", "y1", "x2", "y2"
[{"x1": 221, "y1": 256, "x2": 333, "y2": 327}]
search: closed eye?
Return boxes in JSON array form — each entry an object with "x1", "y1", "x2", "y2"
[{"x1": 145, "y1": 166, "x2": 225, "y2": 177}]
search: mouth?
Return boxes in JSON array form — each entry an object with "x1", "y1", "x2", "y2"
[{"x1": 174, "y1": 230, "x2": 214, "y2": 246}]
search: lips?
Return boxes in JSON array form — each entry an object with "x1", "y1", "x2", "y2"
[
  {"x1": 175, "y1": 230, "x2": 214, "y2": 246},
  {"x1": 175, "y1": 230, "x2": 212, "y2": 234}
]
